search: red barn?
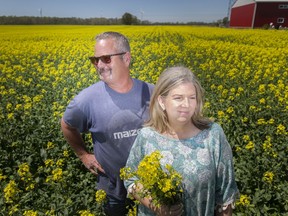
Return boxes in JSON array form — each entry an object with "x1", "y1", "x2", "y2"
[{"x1": 229, "y1": 0, "x2": 288, "y2": 28}]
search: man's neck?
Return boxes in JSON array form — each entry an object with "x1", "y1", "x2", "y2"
[{"x1": 108, "y1": 77, "x2": 134, "y2": 93}]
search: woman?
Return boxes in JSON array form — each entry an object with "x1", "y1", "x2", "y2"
[{"x1": 124, "y1": 66, "x2": 239, "y2": 216}]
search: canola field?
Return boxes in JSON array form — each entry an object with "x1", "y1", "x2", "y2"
[{"x1": 0, "y1": 25, "x2": 287, "y2": 215}]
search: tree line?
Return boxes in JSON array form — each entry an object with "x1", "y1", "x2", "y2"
[{"x1": 0, "y1": 13, "x2": 224, "y2": 26}]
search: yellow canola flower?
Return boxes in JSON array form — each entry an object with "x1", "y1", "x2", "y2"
[
  {"x1": 45, "y1": 159, "x2": 54, "y2": 167},
  {"x1": 258, "y1": 84, "x2": 266, "y2": 94},
  {"x1": 241, "y1": 117, "x2": 248, "y2": 123},
  {"x1": 15, "y1": 104, "x2": 22, "y2": 111},
  {"x1": 23, "y1": 210, "x2": 38, "y2": 216},
  {"x1": 259, "y1": 98, "x2": 266, "y2": 104},
  {"x1": 6, "y1": 102, "x2": 13, "y2": 111},
  {"x1": 24, "y1": 103, "x2": 32, "y2": 111},
  {"x1": 56, "y1": 159, "x2": 64, "y2": 167},
  {"x1": 4, "y1": 180, "x2": 19, "y2": 203},
  {"x1": 276, "y1": 124, "x2": 287, "y2": 135},
  {"x1": 236, "y1": 194, "x2": 251, "y2": 206},
  {"x1": 7, "y1": 113, "x2": 14, "y2": 120},
  {"x1": 78, "y1": 210, "x2": 95, "y2": 216},
  {"x1": 137, "y1": 151, "x2": 162, "y2": 187},
  {"x1": 52, "y1": 168, "x2": 63, "y2": 181},
  {"x1": 262, "y1": 136, "x2": 272, "y2": 152},
  {"x1": 268, "y1": 118, "x2": 275, "y2": 124},
  {"x1": 25, "y1": 183, "x2": 35, "y2": 191},
  {"x1": 45, "y1": 168, "x2": 63, "y2": 183},
  {"x1": 249, "y1": 105, "x2": 257, "y2": 111},
  {"x1": 127, "y1": 205, "x2": 137, "y2": 216},
  {"x1": 217, "y1": 111, "x2": 225, "y2": 119},
  {"x1": 226, "y1": 106, "x2": 234, "y2": 114},
  {"x1": 8, "y1": 204, "x2": 20, "y2": 216},
  {"x1": 245, "y1": 141, "x2": 255, "y2": 150},
  {"x1": 159, "y1": 178, "x2": 173, "y2": 193},
  {"x1": 63, "y1": 150, "x2": 69, "y2": 157},
  {"x1": 121, "y1": 151, "x2": 183, "y2": 207},
  {"x1": 46, "y1": 141, "x2": 55, "y2": 149},
  {"x1": 45, "y1": 209, "x2": 56, "y2": 216},
  {"x1": 243, "y1": 135, "x2": 250, "y2": 142},
  {"x1": 33, "y1": 94, "x2": 43, "y2": 103},
  {"x1": 9, "y1": 88, "x2": 16, "y2": 95},
  {"x1": 262, "y1": 171, "x2": 274, "y2": 184},
  {"x1": 0, "y1": 171, "x2": 7, "y2": 181},
  {"x1": 95, "y1": 189, "x2": 107, "y2": 204},
  {"x1": 257, "y1": 118, "x2": 266, "y2": 125},
  {"x1": 17, "y1": 162, "x2": 32, "y2": 182}
]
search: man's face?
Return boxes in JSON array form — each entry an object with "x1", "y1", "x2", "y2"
[{"x1": 94, "y1": 39, "x2": 127, "y2": 82}]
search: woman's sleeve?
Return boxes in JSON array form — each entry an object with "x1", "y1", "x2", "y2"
[
  {"x1": 123, "y1": 130, "x2": 146, "y2": 190},
  {"x1": 214, "y1": 125, "x2": 239, "y2": 208}
]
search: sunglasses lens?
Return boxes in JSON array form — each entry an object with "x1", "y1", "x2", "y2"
[
  {"x1": 90, "y1": 52, "x2": 124, "y2": 66},
  {"x1": 90, "y1": 57, "x2": 99, "y2": 65},
  {"x1": 101, "y1": 56, "x2": 111, "y2": 64}
]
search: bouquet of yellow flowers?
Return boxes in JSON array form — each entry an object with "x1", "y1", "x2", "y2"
[{"x1": 120, "y1": 151, "x2": 183, "y2": 208}]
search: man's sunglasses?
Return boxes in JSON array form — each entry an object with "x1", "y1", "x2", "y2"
[{"x1": 89, "y1": 52, "x2": 126, "y2": 66}]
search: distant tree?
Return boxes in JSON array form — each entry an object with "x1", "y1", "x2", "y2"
[
  {"x1": 122, "y1": 13, "x2": 133, "y2": 25},
  {"x1": 216, "y1": 17, "x2": 229, "y2": 27},
  {"x1": 222, "y1": 17, "x2": 229, "y2": 27},
  {"x1": 121, "y1": 12, "x2": 140, "y2": 25},
  {"x1": 0, "y1": 15, "x2": 217, "y2": 26}
]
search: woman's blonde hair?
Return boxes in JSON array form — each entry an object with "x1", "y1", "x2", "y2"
[{"x1": 145, "y1": 66, "x2": 212, "y2": 133}]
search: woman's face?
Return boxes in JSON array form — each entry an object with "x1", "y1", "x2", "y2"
[{"x1": 158, "y1": 82, "x2": 197, "y2": 126}]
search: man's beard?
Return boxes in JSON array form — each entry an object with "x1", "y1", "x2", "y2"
[{"x1": 97, "y1": 68, "x2": 113, "y2": 80}]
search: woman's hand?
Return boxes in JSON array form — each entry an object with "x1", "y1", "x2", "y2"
[
  {"x1": 215, "y1": 204, "x2": 232, "y2": 216},
  {"x1": 153, "y1": 203, "x2": 183, "y2": 216},
  {"x1": 130, "y1": 183, "x2": 183, "y2": 216}
]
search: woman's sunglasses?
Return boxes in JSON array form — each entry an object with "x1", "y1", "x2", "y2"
[{"x1": 89, "y1": 52, "x2": 126, "y2": 66}]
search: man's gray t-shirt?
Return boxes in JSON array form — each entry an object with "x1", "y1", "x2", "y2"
[{"x1": 63, "y1": 78, "x2": 153, "y2": 201}]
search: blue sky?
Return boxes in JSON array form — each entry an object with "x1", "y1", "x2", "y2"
[{"x1": 0, "y1": 0, "x2": 230, "y2": 23}]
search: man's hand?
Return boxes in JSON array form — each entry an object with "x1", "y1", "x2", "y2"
[
  {"x1": 61, "y1": 118, "x2": 105, "y2": 175},
  {"x1": 79, "y1": 153, "x2": 105, "y2": 175}
]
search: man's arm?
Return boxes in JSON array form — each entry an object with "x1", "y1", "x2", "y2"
[{"x1": 60, "y1": 118, "x2": 104, "y2": 174}]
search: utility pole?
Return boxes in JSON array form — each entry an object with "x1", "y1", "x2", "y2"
[{"x1": 227, "y1": 0, "x2": 236, "y2": 19}]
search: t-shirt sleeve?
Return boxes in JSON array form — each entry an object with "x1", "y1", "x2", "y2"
[
  {"x1": 214, "y1": 125, "x2": 239, "y2": 206},
  {"x1": 62, "y1": 97, "x2": 89, "y2": 133}
]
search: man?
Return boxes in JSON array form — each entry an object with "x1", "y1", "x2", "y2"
[{"x1": 61, "y1": 32, "x2": 154, "y2": 215}]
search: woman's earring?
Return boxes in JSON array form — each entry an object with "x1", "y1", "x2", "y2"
[{"x1": 160, "y1": 104, "x2": 165, "y2": 111}]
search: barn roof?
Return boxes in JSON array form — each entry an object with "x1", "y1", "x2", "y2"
[{"x1": 233, "y1": 0, "x2": 288, "y2": 8}]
